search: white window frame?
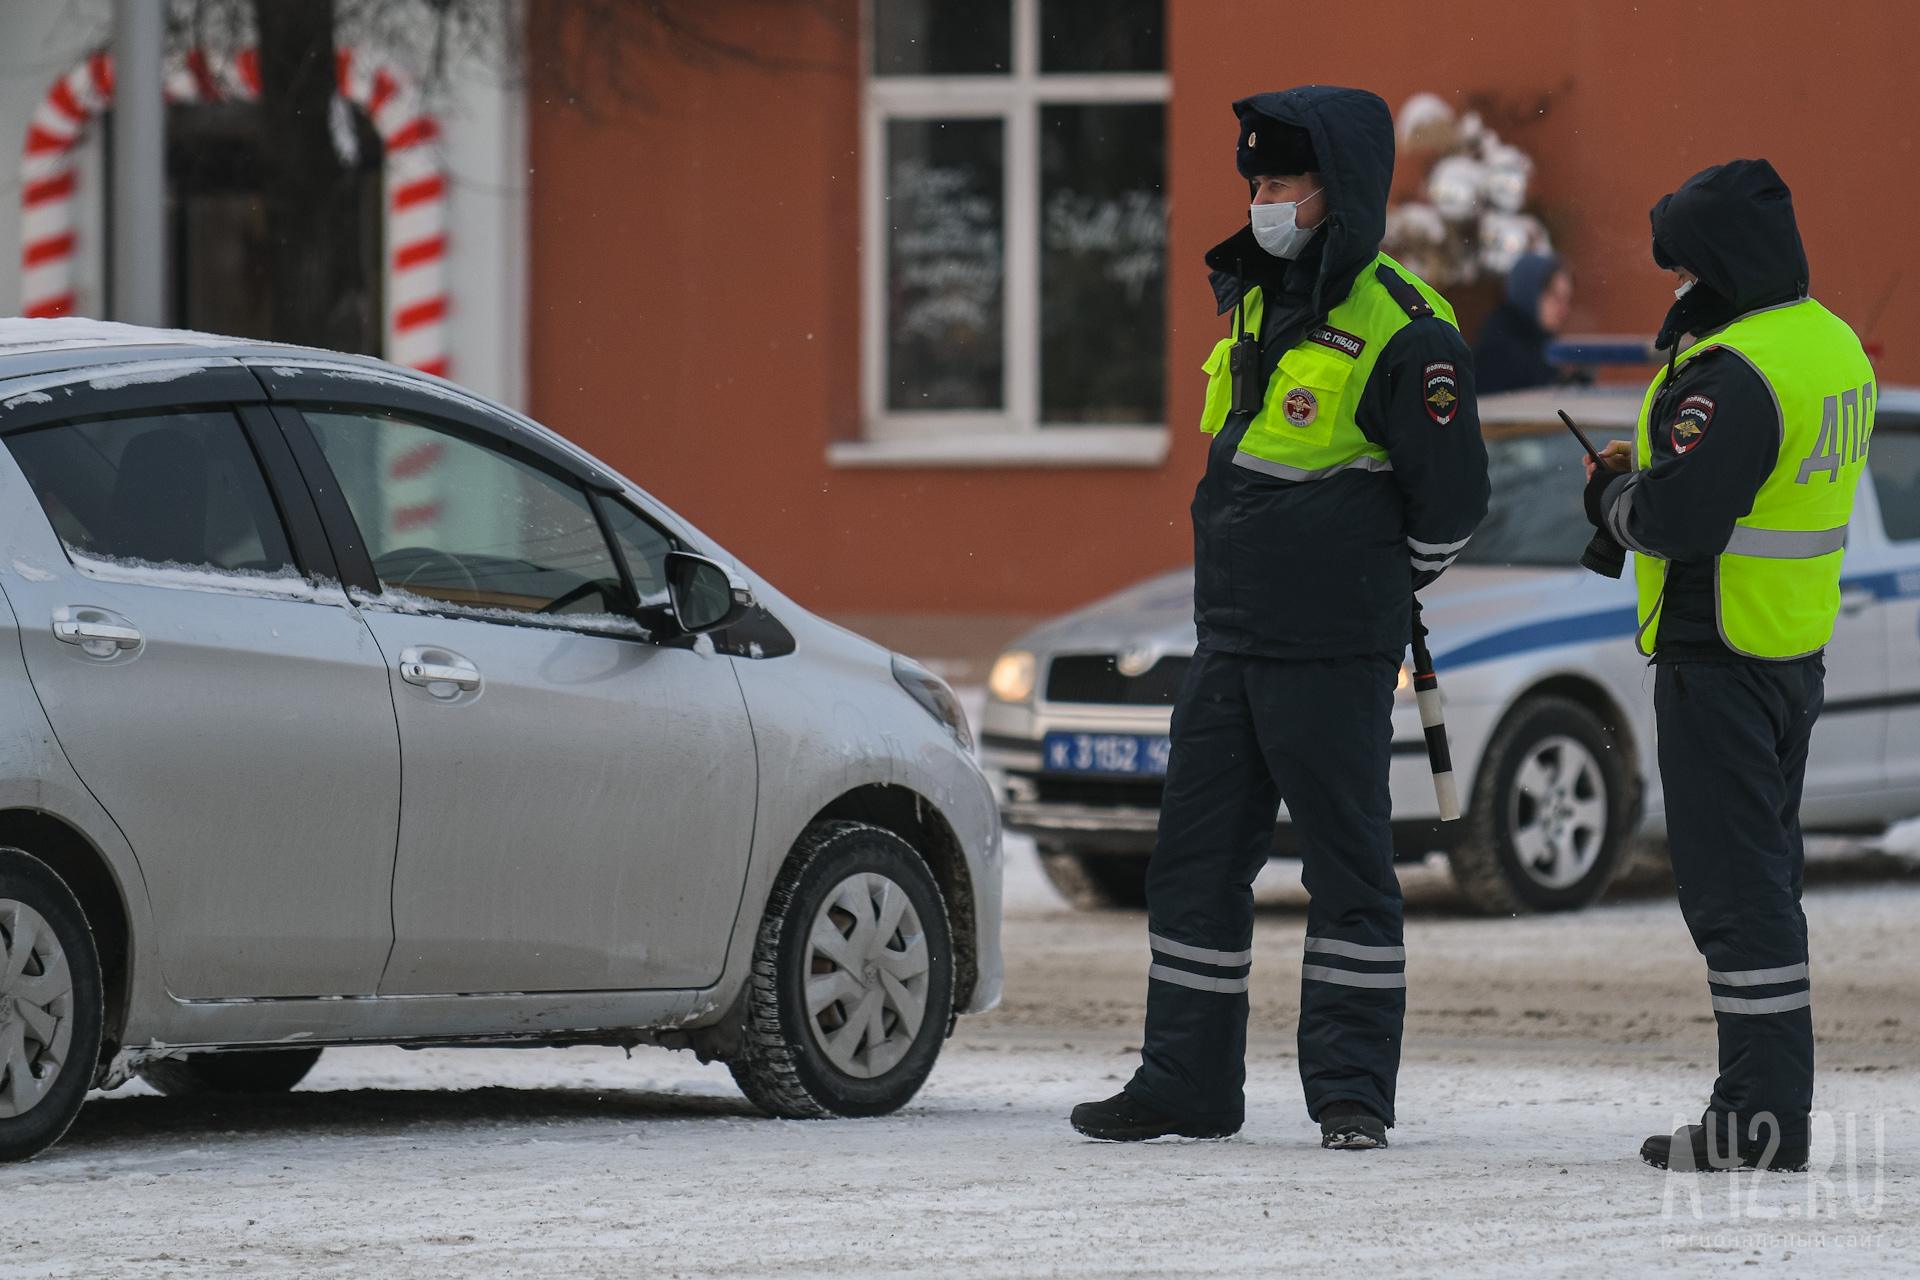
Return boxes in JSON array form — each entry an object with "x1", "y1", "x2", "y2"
[{"x1": 837, "y1": 0, "x2": 1171, "y2": 468}]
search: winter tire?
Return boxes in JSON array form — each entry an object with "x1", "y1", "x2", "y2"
[
  {"x1": 136, "y1": 1046, "x2": 323, "y2": 1097},
  {"x1": 0, "y1": 847, "x2": 104, "y2": 1163},
  {"x1": 1449, "y1": 695, "x2": 1637, "y2": 914},
  {"x1": 729, "y1": 821, "x2": 953, "y2": 1118},
  {"x1": 1036, "y1": 844, "x2": 1149, "y2": 910}
]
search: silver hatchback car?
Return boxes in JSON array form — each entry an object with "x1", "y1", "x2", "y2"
[{"x1": 0, "y1": 320, "x2": 1000, "y2": 1162}]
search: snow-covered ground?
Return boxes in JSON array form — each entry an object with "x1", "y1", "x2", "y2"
[
  {"x1": 6, "y1": 1038, "x2": 1908, "y2": 1278},
  {"x1": 6, "y1": 838, "x2": 1914, "y2": 1278}
]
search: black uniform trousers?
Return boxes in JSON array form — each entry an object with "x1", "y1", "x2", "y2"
[
  {"x1": 1655, "y1": 658, "x2": 1822, "y2": 1154},
  {"x1": 1127, "y1": 646, "x2": 1405, "y2": 1131}
]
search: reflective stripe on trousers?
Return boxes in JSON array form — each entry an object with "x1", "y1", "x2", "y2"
[
  {"x1": 1148, "y1": 931, "x2": 1251, "y2": 994},
  {"x1": 1708, "y1": 961, "x2": 1811, "y2": 1015},
  {"x1": 1302, "y1": 936, "x2": 1406, "y2": 989}
]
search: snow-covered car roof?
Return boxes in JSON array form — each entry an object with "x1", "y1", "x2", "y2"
[
  {"x1": 0, "y1": 317, "x2": 658, "y2": 524},
  {"x1": 1477, "y1": 385, "x2": 1641, "y2": 431},
  {"x1": 0, "y1": 316, "x2": 335, "y2": 358},
  {"x1": 1477, "y1": 380, "x2": 1920, "y2": 432},
  {"x1": 0, "y1": 316, "x2": 379, "y2": 375}
]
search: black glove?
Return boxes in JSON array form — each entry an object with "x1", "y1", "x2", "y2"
[
  {"x1": 1580, "y1": 468, "x2": 1626, "y2": 577},
  {"x1": 1581, "y1": 530, "x2": 1625, "y2": 578},
  {"x1": 1583, "y1": 467, "x2": 1620, "y2": 529}
]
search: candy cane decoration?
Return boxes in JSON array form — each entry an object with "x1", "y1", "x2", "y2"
[
  {"x1": 19, "y1": 46, "x2": 449, "y2": 379},
  {"x1": 19, "y1": 52, "x2": 114, "y2": 325}
]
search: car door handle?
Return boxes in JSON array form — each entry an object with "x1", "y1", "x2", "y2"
[
  {"x1": 51, "y1": 606, "x2": 141, "y2": 655},
  {"x1": 54, "y1": 619, "x2": 141, "y2": 645},
  {"x1": 398, "y1": 646, "x2": 481, "y2": 693},
  {"x1": 1839, "y1": 586, "x2": 1875, "y2": 616}
]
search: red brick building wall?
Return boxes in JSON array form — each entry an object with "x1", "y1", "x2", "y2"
[{"x1": 528, "y1": 1, "x2": 1918, "y2": 639}]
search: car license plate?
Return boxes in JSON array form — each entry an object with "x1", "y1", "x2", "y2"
[{"x1": 1041, "y1": 732, "x2": 1171, "y2": 777}]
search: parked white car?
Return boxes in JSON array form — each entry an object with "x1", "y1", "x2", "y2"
[
  {"x1": 0, "y1": 320, "x2": 1000, "y2": 1163},
  {"x1": 982, "y1": 384, "x2": 1920, "y2": 913}
]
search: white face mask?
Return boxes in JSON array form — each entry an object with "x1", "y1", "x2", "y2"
[{"x1": 1250, "y1": 197, "x2": 1322, "y2": 259}]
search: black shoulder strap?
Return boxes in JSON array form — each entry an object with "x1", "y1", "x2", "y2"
[{"x1": 1375, "y1": 263, "x2": 1435, "y2": 319}]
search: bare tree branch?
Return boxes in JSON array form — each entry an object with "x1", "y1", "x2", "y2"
[
  {"x1": 525, "y1": 0, "x2": 846, "y2": 117},
  {"x1": 166, "y1": 0, "x2": 845, "y2": 114}
]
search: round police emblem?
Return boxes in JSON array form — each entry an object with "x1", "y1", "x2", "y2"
[{"x1": 1282, "y1": 386, "x2": 1318, "y2": 427}]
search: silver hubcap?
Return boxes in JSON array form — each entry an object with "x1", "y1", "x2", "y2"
[
  {"x1": 0, "y1": 899, "x2": 74, "y2": 1119},
  {"x1": 1507, "y1": 734, "x2": 1609, "y2": 890},
  {"x1": 804, "y1": 873, "x2": 929, "y2": 1079}
]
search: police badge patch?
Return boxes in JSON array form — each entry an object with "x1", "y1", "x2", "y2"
[
  {"x1": 1671, "y1": 393, "x2": 1715, "y2": 454},
  {"x1": 1423, "y1": 362, "x2": 1459, "y2": 425},
  {"x1": 1282, "y1": 387, "x2": 1318, "y2": 426}
]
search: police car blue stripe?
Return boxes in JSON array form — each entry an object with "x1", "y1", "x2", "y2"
[
  {"x1": 1424, "y1": 569, "x2": 1918, "y2": 676},
  {"x1": 1433, "y1": 607, "x2": 1638, "y2": 672},
  {"x1": 1840, "y1": 570, "x2": 1920, "y2": 602}
]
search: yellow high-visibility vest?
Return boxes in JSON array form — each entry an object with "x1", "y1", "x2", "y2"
[
  {"x1": 1633, "y1": 299, "x2": 1875, "y2": 659},
  {"x1": 1200, "y1": 253, "x2": 1458, "y2": 481}
]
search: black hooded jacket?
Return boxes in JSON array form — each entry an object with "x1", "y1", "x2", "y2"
[
  {"x1": 1474, "y1": 254, "x2": 1564, "y2": 393},
  {"x1": 1589, "y1": 159, "x2": 1813, "y2": 662},
  {"x1": 1191, "y1": 85, "x2": 1489, "y2": 660}
]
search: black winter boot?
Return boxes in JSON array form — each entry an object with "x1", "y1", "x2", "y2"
[
  {"x1": 1070, "y1": 1092, "x2": 1237, "y2": 1141},
  {"x1": 1641, "y1": 1124, "x2": 1808, "y2": 1172},
  {"x1": 1319, "y1": 1101, "x2": 1389, "y2": 1149}
]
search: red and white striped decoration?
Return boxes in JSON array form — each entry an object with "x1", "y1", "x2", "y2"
[{"x1": 19, "y1": 46, "x2": 449, "y2": 379}]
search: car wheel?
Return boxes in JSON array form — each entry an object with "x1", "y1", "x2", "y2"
[
  {"x1": 1449, "y1": 696, "x2": 1637, "y2": 914},
  {"x1": 1036, "y1": 844, "x2": 1150, "y2": 910},
  {"x1": 0, "y1": 847, "x2": 104, "y2": 1163},
  {"x1": 136, "y1": 1047, "x2": 323, "y2": 1097},
  {"x1": 729, "y1": 821, "x2": 953, "y2": 1119}
]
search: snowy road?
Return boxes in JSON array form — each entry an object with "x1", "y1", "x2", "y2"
[{"x1": 4, "y1": 841, "x2": 1914, "y2": 1277}]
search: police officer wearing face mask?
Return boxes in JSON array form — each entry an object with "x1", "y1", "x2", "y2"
[
  {"x1": 1582, "y1": 160, "x2": 1872, "y2": 1174},
  {"x1": 1071, "y1": 86, "x2": 1489, "y2": 1150}
]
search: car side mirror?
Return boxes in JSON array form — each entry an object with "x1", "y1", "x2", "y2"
[{"x1": 665, "y1": 551, "x2": 753, "y2": 635}]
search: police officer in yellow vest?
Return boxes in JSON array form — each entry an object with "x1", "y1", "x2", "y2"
[
  {"x1": 1584, "y1": 160, "x2": 1871, "y2": 1173},
  {"x1": 1072, "y1": 87, "x2": 1488, "y2": 1149}
]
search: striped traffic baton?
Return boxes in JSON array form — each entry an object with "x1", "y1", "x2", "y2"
[{"x1": 1409, "y1": 599, "x2": 1460, "y2": 821}]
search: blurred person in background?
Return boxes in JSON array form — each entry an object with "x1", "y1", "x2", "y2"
[{"x1": 1475, "y1": 252, "x2": 1574, "y2": 393}]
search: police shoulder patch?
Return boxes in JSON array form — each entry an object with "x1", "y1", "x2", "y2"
[
  {"x1": 1671, "y1": 393, "x2": 1715, "y2": 454},
  {"x1": 1423, "y1": 361, "x2": 1459, "y2": 425},
  {"x1": 1307, "y1": 325, "x2": 1366, "y2": 359}
]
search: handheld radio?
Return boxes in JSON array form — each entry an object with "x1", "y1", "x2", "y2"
[
  {"x1": 1229, "y1": 261, "x2": 1261, "y2": 414},
  {"x1": 1561, "y1": 410, "x2": 1628, "y2": 579}
]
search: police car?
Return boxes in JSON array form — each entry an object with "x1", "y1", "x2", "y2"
[{"x1": 980, "y1": 384, "x2": 1920, "y2": 913}]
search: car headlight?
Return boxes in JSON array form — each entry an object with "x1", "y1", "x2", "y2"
[
  {"x1": 892, "y1": 654, "x2": 973, "y2": 751},
  {"x1": 988, "y1": 650, "x2": 1037, "y2": 703}
]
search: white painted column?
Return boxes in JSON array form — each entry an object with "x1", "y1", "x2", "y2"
[{"x1": 111, "y1": 0, "x2": 164, "y2": 325}]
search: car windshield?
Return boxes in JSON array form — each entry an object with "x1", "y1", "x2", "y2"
[
  {"x1": 1455, "y1": 430, "x2": 1592, "y2": 568},
  {"x1": 1866, "y1": 419, "x2": 1920, "y2": 542}
]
